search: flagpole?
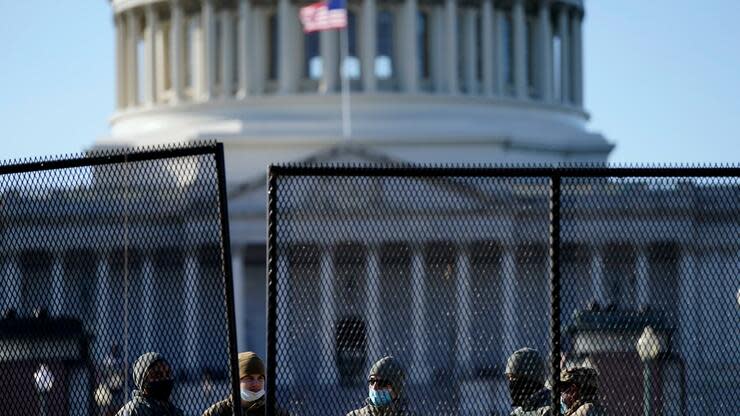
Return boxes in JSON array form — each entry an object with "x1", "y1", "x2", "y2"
[{"x1": 339, "y1": 25, "x2": 351, "y2": 140}]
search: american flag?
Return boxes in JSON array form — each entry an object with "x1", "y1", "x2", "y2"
[{"x1": 299, "y1": 0, "x2": 347, "y2": 33}]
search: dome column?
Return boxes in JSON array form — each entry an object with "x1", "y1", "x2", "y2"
[
  {"x1": 360, "y1": 0, "x2": 377, "y2": 93},
  {"x1": 115, "y1": 14, "x2": 127, "y2": 109},
  {"x1": 481, "y1": 0, "x2": 494, "y2": 97},
  {"x1": 125, "y1": 10, "x2": 139, "y2": 107},
  {"x1": 512, "y1": 0, "x2": 527, "y2": 100},
  {"x1": 400, "y1": 0, "x2": 419, "y2": 93},
  {"x1": 202, "y1": 0, "x2": 216, "y2": 101},
  {"x1": 144, "y1": 4, "x2": 158, "y2": 106},
  {"x1": 237, "y1": 0, "x2": 253, "y2": 98},
  {"x1": 571, "y1": 9, "x2": 583, "y2": 106},
  {"x1": 170, "y1": 0, "x2": 185, "y2": 103},
  {"x1": 557, "y1": 4, "x2": 570, "y2": 103},
  {"x1": 444, "y1": 0, "x2": 458, "y2": 94},
  {"x1": 536, "y1": 0, "x2": 553, "y2": 102}
]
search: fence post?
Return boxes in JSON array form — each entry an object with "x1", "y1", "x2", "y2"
[
  {"x1": 266, "y1": 166, "x2": 279, "y2": 416},
  {"x1": 215, "y1": 143, "x2": 241, "y2": 416},
  {"x1": 549, "y1": 172, "x2": 562, "y2": 415}
]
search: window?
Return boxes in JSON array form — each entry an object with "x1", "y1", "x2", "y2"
[
  {"x1": 341, "y1": 12, "x2": 360, "y2": 80},
  {"x1": 501, "y1": 11, "x2": 514, "y2": 95},
  {"x1": 304, "y1": 31, "x2": 321, "y2": 79},
  {"x1": 268, "y1": 13, "x2": 277, "y2": 81},
  {"x1": 417, "y1": 11, "x2": 430, "y2": 80},
  {"x1": 376, "y1": 10, "x2": 394, "y2": 80}
]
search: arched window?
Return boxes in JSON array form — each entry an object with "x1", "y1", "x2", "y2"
[{"x1": 375, "y1": 10, "x2": 394, "y2": 88}]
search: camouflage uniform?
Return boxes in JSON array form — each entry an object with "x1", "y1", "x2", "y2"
[
  {"x1": 560, "y1": 367, "x2": 606, "y2": 416},
  {"x1": 115, "y1": 352, "x2": 184, "y2": 416},
  {"x1": 505, "y1": 348, "x2": 551, "y2": 416},
  {"x1": 346, "y1": 357, "x2": 413, "y2": 416}
]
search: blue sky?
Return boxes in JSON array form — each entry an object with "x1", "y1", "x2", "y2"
[{"x1": 0, "y1": 0, "x2": 738, "y2": 164}]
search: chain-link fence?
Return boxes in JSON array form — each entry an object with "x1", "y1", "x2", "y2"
[
  {"x1": 0, "y1": 144, "x2": 239, "y2": 416},
  {"x1": 267, "y1": 166, "x2": 740, "y2": 416}
]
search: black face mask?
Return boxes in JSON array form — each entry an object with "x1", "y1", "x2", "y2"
[
  {"x1": 144, "y1": 379, "x2": 174, "y2": 402},
  {"x1": 508, "y1": 378, "x2": 540, "y2": 407}
]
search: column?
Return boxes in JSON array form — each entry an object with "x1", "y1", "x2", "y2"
[
  {"x1": 444, "y1": 0, "x2": 458, "y2": 94},
  {"x1": 237, "y1": 0, "x2": 252, "y2": 98},
  {"x1": 184, "y1": 255, "x2": 200, "y2": 373},
  {"x1": 571, "y1": 10, "x2": 583, "y2": 106},
  {"x1": 2, "y1": 256, "x2": 22, "y2": 311},
  {"x1": 365, "y1": 247, "x2": 382, "y2": 362},
  {"x1": 557, "y1": 5, "x2": 570, "y2": 103},
  {"x1": 220, "y1": 9, "x2": 235, "y2": 98},
  {"x1": 400, "y1": 0, "x2": 419, "y2": 93},
  {"x1": 171, "y1": 0, "x2": 185, "y2": 103},
  {"x1": 501, "y1": 246, "x2": 518, "y2": 358},
  {"x1": 410, "y1": 247, "x2": 431, "y2": 383},
  {"x1": 126, "y1": 10, "x2": 139, "y2": 107},
  {"x1": 319, "y1": 248, "x2": 339, "y2": 384},
  {"x1": 232, "y1": 249, "x2": 247, "y2": 351},
  {"x1": 50, "y1": 255, "x2": 65, "y2": 317},
  {"x1": 320, "y1": 30, "x2": 339, "y2": 93},
  {"x1": 495, "y1": 8, "x2": 506, "y2": 95},
  {"x1": 636, "y1": 246, "x2": 650, "y2": 308},
  {"x1": 512, "y1": 0, "x2": 527, "y2": 99},
  {"x1": 277, "y1": 0, "x2": 294, "y2": 94},
  {"x1": 94, "y1": 256, "x2": 110, "y2": 363},
  {"x1": 115, "y1": 15, "x2": 127, "y2": 109},
  {"x1": 537, "y1": 0, "x2": 553, "y2": 102},
  {"x1": 455, "y1": 247, "x2": 472, "y2": 377},
  {"x1": 360, "y1": 0, "x2": 377, "y2": 92},
  {"x1": 191, "y1": 14, "x2": 205, "y2": 98},
  {"x1": 481, "y1": 0, "x2": 494, "y2": 96},
  {"x1": 202, "y1": 0, "x2": 216, "y2": 100},
  {"x1": 590, "y1": 246, "x2": 607, "y2": 305},
  {"x1": 141, "y1": 258, "x2": 155, "y2": 348},
  {"x1": 144, "y1": 5, "x2": 158, "y2": 105},
  {"x1": 463, "y1": 8, "x2": 477, "y2": 95}
]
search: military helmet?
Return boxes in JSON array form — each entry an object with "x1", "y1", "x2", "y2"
[
  {"x1": 560, "y1": 366, "x2": 599, "y2": 390},
  {"x1": 505, "y1": 348, "x2": 545, "y2": 383},
  {"x1": 369, "y1": 356, "x2": 406, "y2": 396}
]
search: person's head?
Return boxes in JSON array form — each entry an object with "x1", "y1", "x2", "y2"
[
  {"x1": 133, "y1": 352, "x2": 174, "y2": 402},
  {"x1": 505, "y1": 348, "x2": 545, "y2": 407},
  {"x1": 238, "y1": 352, "x2": 266, "y2": 404},
  {"x1": 367, "y1": 356, "x2": 405, "y2": 407},
  {"x1": 560, "y1": 367, "x2": 599, "y2": 408}
]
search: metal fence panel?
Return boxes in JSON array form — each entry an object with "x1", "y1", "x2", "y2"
[
  {"x1": 268, "y1": 166, "x2": 740, "y2": 416},
  {"x1": 0, "y1": 144, "x2": 239, "y2": 416}
]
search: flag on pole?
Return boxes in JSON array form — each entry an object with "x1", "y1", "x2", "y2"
[{"x1": 299, "y1": 0, "x2": 347, "y2": 33}]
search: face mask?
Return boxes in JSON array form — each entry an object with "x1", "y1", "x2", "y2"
[
  {"x1": 508, "y1": 378, "x2": 539, "y2": 407},
  {"x1": 144, "y1": 379, "x2": 174, "y2": 402},
  {"x1": 241, "y1": 388, "x2": 265, "y2": 402},
  {"x1": 368, "y1": 388, "x2": 393, "y2": 407},
  {"x1": 560, "y1": 398, "x2": 569, "y2": 414}
]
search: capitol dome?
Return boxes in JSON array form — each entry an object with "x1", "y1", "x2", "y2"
[{"x1": 101, "y1": 0, "x2": 611, "y2": 180}]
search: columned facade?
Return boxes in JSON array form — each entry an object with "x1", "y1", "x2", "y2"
[{"x1": 111, "y1": 0, "x2": 585, "y2": 110}]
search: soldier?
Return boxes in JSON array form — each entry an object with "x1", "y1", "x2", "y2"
[
  {"x1": 115, "y1": 352, "x2": 184, "y2": 416},
  {"x1": 202, "y1": 351, "x2": 288, "y2": 416},
  {"x1": 505, "y1": 348, "x2": 551, "y2": 416},
  {"x1": 559, "y1": 367, "x2": 606, "y2": 416},
  {"x1": 347, "y1": 356, "x2": 412, "y2": 416}
]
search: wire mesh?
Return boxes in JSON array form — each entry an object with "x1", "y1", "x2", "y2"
[
  {"x1": 0, "y1": 145, "x2": 237, "y2": 416},
  {"x1": 268, "y1": 166, "x2": 740, "y2": 416}
]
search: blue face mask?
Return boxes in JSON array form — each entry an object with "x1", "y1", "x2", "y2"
[{"x1": 368, "y1": 388, "x2": 393, "y2": 407}]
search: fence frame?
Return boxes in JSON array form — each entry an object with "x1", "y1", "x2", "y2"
[{"x1": 266, "y1": 164, "x2": 740, "y2": 415}]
